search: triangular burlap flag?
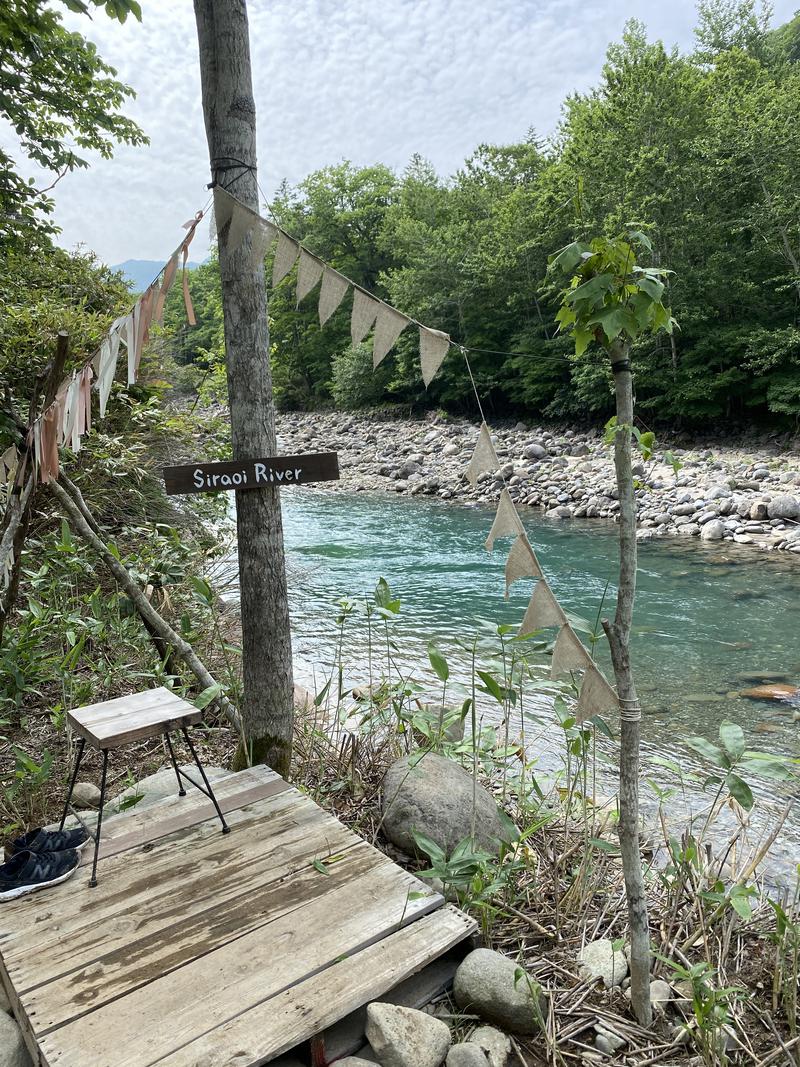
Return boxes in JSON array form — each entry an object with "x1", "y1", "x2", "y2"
[
  {"x1": 250, "y1": 218, "x2": 278, "y2": 268},
  {"x1": 296, "y1": 249, "x2": 324, "y2": 305},
  {"x1": 467, "y1": 422, "x2": 500, "y2": 488},
  {"x1": 226, "y1": 199, "x2": 254, "y2": 256},
  {"x1": 318, "y1": 268, "x2": 350, "y2": 326},
  {"x1": 519, "y1": 578, "x2": 566, "y2": 634},
  {"x1": 550, "y1": 624, "x2": 594, "y2": 679},
  {"x1": 576, "y1": 665, "x2": 619, "y2": 723},
  {"x1": 419, "y1": 326, "x2": 450, "y2": 387},
  {"x1": 212, "y1": 186, "x2": 235, "y2": 240},
  {"x1": 372, "y1": 305, "x2": 410, "y2": 368},
  {"x1": 485, "y1": 488, "x2": 524, "y2": 552},
  {"x1": 272, "y1": 231, "x2": 299, "y2": 287},
  {"x1": 504, "y1": 535, "x2": 543, "y2": 598},
  {"x1": 1, "y1": 445, "x2": 17, "y2": 485},
  {"x1": 351, "y1": 288, "x2": 379, "y2": 345}
]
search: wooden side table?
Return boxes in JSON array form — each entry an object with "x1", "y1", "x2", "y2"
[{"x1": 60, "y1": 686, "x2": 230, "y2": 887}]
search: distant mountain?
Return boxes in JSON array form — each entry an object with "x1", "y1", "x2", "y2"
[{"x1": 111, "y1": 259, "x2": 201, "y2": 292}]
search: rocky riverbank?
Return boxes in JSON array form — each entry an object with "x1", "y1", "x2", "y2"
[{"x1": 276, "y1": 412, "x2": 800, "y2": 554}]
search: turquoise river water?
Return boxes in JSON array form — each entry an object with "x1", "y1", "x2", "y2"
[{"x1": 223, "y1": 488, "x2": 799, "y2": 880}]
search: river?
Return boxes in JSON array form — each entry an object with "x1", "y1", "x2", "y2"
[{"x1": 222, "y1": 487, "x2": 799, "y2": 883}]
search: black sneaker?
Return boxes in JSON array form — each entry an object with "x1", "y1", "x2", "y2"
[
  {"x1": 0, "y1": 849, "x2": 82, "y2": 901},
  {"x1": 4, "y1": 826, "x2": 90, "y2": 862}
]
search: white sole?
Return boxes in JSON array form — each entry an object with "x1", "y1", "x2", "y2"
[{"x1": 0, "y1": 862, "x2": 80, "y2": 901}]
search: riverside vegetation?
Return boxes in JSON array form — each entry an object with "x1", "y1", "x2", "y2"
[{"x1": 2, "y1": 1, "x2": 800, "y2": 1064}]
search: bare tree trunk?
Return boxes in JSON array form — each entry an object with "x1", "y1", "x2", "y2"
[
  {"x1": 602, "y1": 340, "x2": 652, "y2": 1027},
  {"x1": 193, "y1": 0, "x2": 294, "y2": 774}
]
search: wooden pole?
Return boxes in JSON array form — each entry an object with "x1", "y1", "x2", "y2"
[
  {"x1": 602, "y1": 339, "x2": 652, "y2": 1027},
  {"x1": 193, "y1": 0, "x2": 294, "y2": 773}
]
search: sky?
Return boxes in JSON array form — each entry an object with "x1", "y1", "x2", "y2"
[{"x1": 7, "y1": 0, "x2": 798, "y2": 265}]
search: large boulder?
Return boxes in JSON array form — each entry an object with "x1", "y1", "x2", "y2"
[
  {"x1": 453, "y1": 949, "x2": 545, "y2": 1035},
  {"x1": 365, "y1": 1004, "x2": 451, "y2": 1067},
  {"x1": 0, "y1": 1012, "x2": 32, "y2": 1067},
  {"x1": 381, "y1": 753, "x2": 508, "y2": 856},
  {"x1": 768, "y1": 494, "x2": 800, "y2": 520},
  {"x1": 700, "y1": 519, "x2": 726, "y2": 541}
]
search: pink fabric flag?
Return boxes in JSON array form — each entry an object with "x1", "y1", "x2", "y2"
[{"x1": 153, "y1": 254, "x2": 179, "y2": 324}]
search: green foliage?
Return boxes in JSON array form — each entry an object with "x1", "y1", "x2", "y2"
[
  {"x1": 330, "y1": 342, "x2": 392, "y2": 409},
  {"x1": 0, "y1": 0, "x2": 146, "y2": 248}
]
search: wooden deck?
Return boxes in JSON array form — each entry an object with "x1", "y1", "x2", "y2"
[{"x1": 0, "y1": 765, "x2": 475, "y2": 1066}]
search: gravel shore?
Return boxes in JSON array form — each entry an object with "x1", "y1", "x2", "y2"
[{"x1": 277, "y1": 412, "x2": 800, "y2": 554}]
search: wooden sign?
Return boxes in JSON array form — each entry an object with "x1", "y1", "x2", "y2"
[{"x1": 163, "y1": 452, "x2": 339, "y2": 496}]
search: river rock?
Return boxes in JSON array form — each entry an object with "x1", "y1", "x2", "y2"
[
  {"x1": 524, "y1": 443, "x2": 548, "y2": 460},
  {"x1": 468, "y1": 1026, "x2": 511, "y2": 1067},
  {"x1": 700, "y1": 519, "x2": 726, "y2": 541},
  {"x1": 767, "y1": 494, "x2": 799, "y2": 520},
  {"x1": 71, "y1": 782, "x2": 101, "y2": 809},
  {"x1": 740, "y1": 684, "x2": 800, "y2": 703},
  {"x1": 577, "y1": 939, "x2": 628, "y2": 988},
  {"x1": 380, "y1": 753, "x2": 509, "y2": 856},
  {"x1": 650, "y1": 979, "x2": 672, "y2": 1006},
  {"x1": 365, "y1": 1004, "x2": 451, "y2": 1067},
  {"x1": 0, "y1": 1012, "x2": 31, "y2": 1067},
  {"x1": 453, "y1": 949, "x2": 545, "y2": 1034},
  {"x1": 446, "y1": 1044, "x2": 489, "y2": 1067}
]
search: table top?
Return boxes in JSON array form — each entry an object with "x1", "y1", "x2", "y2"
[{"x1": 66, "y1": 686, "x2": 203, "y2": 749}]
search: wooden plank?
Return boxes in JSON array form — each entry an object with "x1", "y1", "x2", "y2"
[
  {"x1": 98, "y1": 773, "x2": 289, "y2": 861},
  {"x1": 162, "y1": 452, "x2": 339, "y2": 496},
  {"x1": 0, "y1": 787, "x2": 327, "y2": 964},
  {"x1": 149, "y1": 906, "x2": 476, "y2": 1067},
  {"x1": 37, "y1": 860, "x2": 441, "y2": 1066},
  {"x1": 68, "y1": 704, "x2": 203, "y2": 749},
  {"x1": 67, "y1": 687, "x2": 187, "y2": 725},
  {"x1": 28, "y1": 841, "x2": 408, "y2": 1035}
]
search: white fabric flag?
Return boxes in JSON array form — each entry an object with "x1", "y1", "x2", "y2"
[
  {"x1": 351, "y1": 288, "x2": 379, "y2": 345},
  {"x1": 1, "y1": 445, "x2": 17, "y2": 484},
  {"x1": 467, "y1": 422, "x2": 500, "y2": 488},
  {"x1": 372, "y1": 305, "x2": 411, "y2": 368},
  {"x1": 272, "y1": 231, "x2": 299, "y2": 287},
  {"x1": 505, "y1": 535, "x2": 543, "y2": 598},
  {"x1": 97, "y1": 333, "x2": 120, "y2": 418},
  {"x1": 577, "y1": 665, "x2": 619, "y2": 723},
  {"x1": 485, "y1": 488, "x2": 524, "y2": 552},
  {"x1": 519, "y1": 578, "x2": 566, "y2": 634},
  {"x1": 318, "y1": 268, "x2": 350, "y2": 326},
  {"x1": 126, "y1": 305, "x2": 139, "y2": 385},
  {"x1": 296, "y1": 249, "x2": 324, "y2": 305},
  {"x1": 419, "y1": 326, "x2": 450, "y2": 387},
  {"x1": 61, "y1": 374, "x2": 80, "y2": 447},
  {"x1": 550, "y1": 624, "x2": 594, "y2": 679},
  {"x1": 250, "y1": 218, "x2": 278, "y2": 268}
]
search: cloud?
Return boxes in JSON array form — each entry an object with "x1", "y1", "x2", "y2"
[{"x1": 4, "y1": 0, "x2": 796, "y2": 264}]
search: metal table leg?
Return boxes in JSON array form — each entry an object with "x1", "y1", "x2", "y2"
[
  {"x1": 59, "y1": 737, "x2": 86, "y2": 831},
  {"x1": 164, "y1": 731, "x2": 187, "y2": 796},
  {"x1": 181, "y1": 727, "x2": 230, "y2": 834},
  {"x1": 89, "y1": 749, "x2": 109, "y2": 888}
]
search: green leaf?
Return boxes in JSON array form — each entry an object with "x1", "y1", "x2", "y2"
[
  {"x1": 719, "y1": 720, "x2": 746, "y2": 761},
  {"x1": 729, "y1": 885, "x2": 753, "y2": 920},
  {"x1": 548, "y1": 241, "x2": 589, "y2": 274},
  {"x1": 589, "y1": 837, "x2": 620, "y2": 853},
  {"x1": 193, "y1": 684, "x2": 222, "y2": 711},
  {"x1": 427, "y1": 641, "x2": 449, "y2": 683},
  {"x1": 725, "y1": 772, "x2": 754, "y2": 811},
  {"x1": 686, "y1": 736, "x2": 727, "y2": 768},
  {"x1": 637, "y1": 276, "x2": 665, "y2": 302},
  {"x1": 476, "y1": 670, "x2": 504, "y2": 704},
  {"x1": 312, "y1": 858, "x2": 330, "y2": 875}
]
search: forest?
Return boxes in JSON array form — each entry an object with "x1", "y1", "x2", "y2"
[{"x1": 152, "y1": 5, "x2": 800, "y2": 427}]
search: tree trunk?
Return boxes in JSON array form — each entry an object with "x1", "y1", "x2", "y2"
[
  {"x1": 193, "y1": 0, "x2": 294, "y2": 774},
  {"x1": 602, "y1": 339, "x2": 652, "y2": 1027}
]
